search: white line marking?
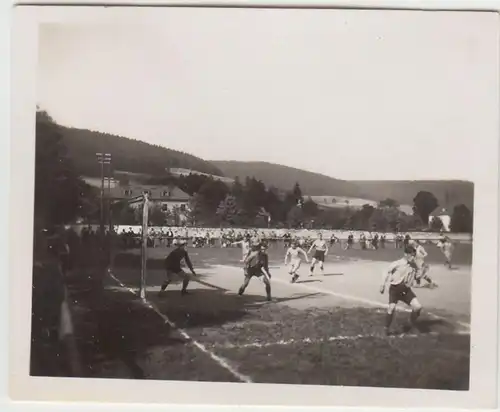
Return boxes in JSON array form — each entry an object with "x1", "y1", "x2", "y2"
[
  {"x1": 107, "y1": 270, "x2": 253, "y2": 383},
  {"x1": 215, "y1": 264, "x2": 470, "y2": 331},
  {"x1": 213, "y1": 330, "x2": 471, "y2": 350}
]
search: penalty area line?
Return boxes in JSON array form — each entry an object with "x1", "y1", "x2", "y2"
[
  {"x1": 212, "y1": 330, "x2": 471, "y2": 350},
  {"x1": 107, "y1": 270, "x2": 253, "y2": 383}
]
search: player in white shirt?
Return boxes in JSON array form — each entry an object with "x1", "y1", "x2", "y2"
[
  {"x1": 437, "y1": 234, "x2": 454, "y2": 269},
  {"x1": 284, "y1": 242, "x2": 309, "y2": 283},
  {"x1": 380, "y1": 246, "x2": 423, "y2": 335},
  {"x1": 409, "y1": 240, "x2": 437, "y2": 288},
  {"x1": 307, "y1": 233, "x2": 329, "y2": 276},
  {"x1": 231, "y1": 235, "x2": 251, "y2": 262}
]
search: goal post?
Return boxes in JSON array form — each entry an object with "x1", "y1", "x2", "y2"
[
  {"x1": 139, "y1": 193, "x2": 150, "y2": 299},
  {"x1": 107, "y1": 193, "x2": 150, "y2": 298}
]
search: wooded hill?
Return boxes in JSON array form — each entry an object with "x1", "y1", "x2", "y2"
[
  {"x1": 60, "y1": 126, "x2": 224, "y2": 178},
  {"x1": 212, "y1": 161, "x2": 474, "y2": 209}
]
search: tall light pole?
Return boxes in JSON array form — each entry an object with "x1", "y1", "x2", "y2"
[
  {"x1": 96, "y1": 153, "x2": 112, "y2": 232},
  {"x1": 105, "y1": 176, "x2": 117, "y2": 231}
]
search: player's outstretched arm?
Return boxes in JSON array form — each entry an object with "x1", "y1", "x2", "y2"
[
  {"x1": 380, "y1": 264, "x2": 394, "y2": 294},
  {"x1": 184, "y1": 252, "x2": 196, "y2": 276},
  {"x1": 299, "y1": 248, "x2": 309, "y2": 262}
]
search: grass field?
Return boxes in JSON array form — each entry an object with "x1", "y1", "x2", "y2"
[{"x1": 65, "y1": 242, "x2": 471, "y2": 390}]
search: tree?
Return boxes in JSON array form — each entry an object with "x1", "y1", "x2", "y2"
[
  {"x1": 177, "y1": 173, "x2": 209, "y2": 196},
  {"x1": 171, "y1": 205, "x2": 182, "y2": 226},
  {"x1": 287, "y1": 206, "x2": 304, "y2": 229},
  {"x1": 198, "y1": 178, "x2": 229, "y2": 212},
  {"x1": 241, "y1": 177, "x2": 268, "y2": 219},
  {"x1": 231, "y1": 176, "x2": 244, "y2": 199},
  {"x1": 430, "y1": 216, "x2": 445, "y2": 232},
  {"x1": 35, "y1": 109, "x2": 94, "y2": 227},
  {"x1": 379, "y1": 198, "x2": 399, "y2": 208},
  {"x1": 113, "y1": 203, "x2": 139, "y2": 225},
  {"x1": 149, "y1": 204, "x2": 166, "y2": 226},
  {"x1": 368, "y1": 208, "x2": 390, "y2": 232},
  {"x1": 413, "y1": 191, "x2": 439, "y2": 224},
  {"x1": 450, "y1": 204, "x2": 473, "y2": 233},
  {"x1": 302, "y1": 198, "x2": 319, "y2": 218},
  {"x1": 292, "y1": 182, "x2": 303, "y2": 203},
  {"x1": 216, "y1": 195, "x2": 240, "y2": 226},
  {"x1": 187, "y1": 193, "x2": 205, "y2": 226}
]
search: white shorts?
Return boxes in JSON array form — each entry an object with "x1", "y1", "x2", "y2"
[
  {"x1": 414, "y1": 258, "x2": 425, "y2": 269},
  {"x1": 290, "y1": 259, "x2": 302, "y2": 272}
]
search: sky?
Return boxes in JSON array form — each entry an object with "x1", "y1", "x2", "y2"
[{"x1": 37, "y1": 8, "x2": 498, "y2": 181}]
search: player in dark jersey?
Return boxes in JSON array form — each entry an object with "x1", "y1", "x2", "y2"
[
  {"x1": 238, "y1": 243, "x2": 272, "y2": 301},
  {"x1": 344, "y1": 233, "x2": 354, "y2": 250},
  {"x1": 158, "y1": 239, "x2": 197, "y2": 296},
  {"x1": 404, "y1": 234, "x2": 411, "y2": 248}
]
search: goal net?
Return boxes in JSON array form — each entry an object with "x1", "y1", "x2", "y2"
[{"x1": 108, "y1": 193, "x2": 150, "y2": 299}]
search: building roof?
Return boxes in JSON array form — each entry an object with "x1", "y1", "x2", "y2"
[
  {"x1": 429, "y1": 206, "x2": 452, "y2": 217},
  {"x1": 110, "y1": 184, "x2": 191, "y2": 201}
]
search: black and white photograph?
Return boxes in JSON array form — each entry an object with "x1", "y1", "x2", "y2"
[{"x1": 9, "y1": 4, "x2": 499, "y2": 409}]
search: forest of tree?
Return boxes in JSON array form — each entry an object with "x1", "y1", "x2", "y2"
[
  {"x1": 212, "y1": 161, "x2": 475, "y2": 209},
  {"x1": 34, "y1": 109, "x2": 99, "y2": 229},
  {"x1": 60, "y1": 126, "x2": 224, "y2": 179},
  {"x1": 111, "y1": 172, "x2": 473, "y2": 233},
  {"x1": 35, "y1": 110, "x2": 473, "y2": 234}
]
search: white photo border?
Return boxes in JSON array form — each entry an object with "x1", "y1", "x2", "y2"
[{"x1": 9, "y1": 3, "x2": 500, "y2": 409}]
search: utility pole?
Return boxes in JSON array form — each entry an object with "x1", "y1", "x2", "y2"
[
  {"x1": 96, "y1": 153, "x2": 112, "y2": 271},
  {"x1": 96, "y1": 153, "x2": 112, "y2": 233},
  {"x1": 105, "y1": 176, "x2": 117, "y2": 231}
]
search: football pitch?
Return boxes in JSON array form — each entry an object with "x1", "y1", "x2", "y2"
[{"x1": 69, "y1": 243, "x2": 471, "y2": 390}]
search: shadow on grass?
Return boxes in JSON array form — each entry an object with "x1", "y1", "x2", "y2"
[
  {"x1": 146, "y1": 288, "x2": 323, "y2": 330},
  {"x1": 68, "y1": 286, "x2": 187, "y2": 379}
]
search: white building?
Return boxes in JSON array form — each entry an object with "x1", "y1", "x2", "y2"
[{"x1": 428, "y1": 207, "x2": 451, "y2": 231}]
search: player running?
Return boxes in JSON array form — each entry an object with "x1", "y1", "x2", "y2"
[
  {"x1": 308, "y1": 233, "x2": 328, "y2": 276},
  {"x1": 158, "y1": 239, "x2": 198, "y2": 296},
  {"x1": 409, "y1": 240, "x2": 437, "y2": 288},
  {"x1": 437, "y1": 234, "x2": 454, "y2": 269},
  {"x1": 344, "y1": 232, "x2": 354, "y2": 250},
  {"x1": 284, "y1": 242, "x2": 309, "y2": 283},
  {"x1": 238, "y1": 243, "x2": 272, "y2": 301},
  {"x1": 380, "y1": 246, "x2": 423, "y2": 335}
]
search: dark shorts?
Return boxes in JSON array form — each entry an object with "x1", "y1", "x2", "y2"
[
  {"x1": 389, "y1": 283, "x2": 416, "y2": 305},
  {"x1": 313, "y1": 251, "x2": 326, "y2": 262},
  {"x1": 246, "y1": 266, "x2": 264, "y2": 278},
  {"x1": 165, "y1": 268, "x2": 187, "y2": 279}
]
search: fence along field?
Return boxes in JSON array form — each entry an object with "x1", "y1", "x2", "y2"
[{"x1": 71, "y1": 224, "x2": 473, "y2": 243}]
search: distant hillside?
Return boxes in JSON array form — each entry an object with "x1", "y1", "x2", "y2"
[
  {"x1": 212, "y1": 161, "x2": 363, "y2": 198},
  {"x1": 59, "y1": 126, "x2": 224, "y2": 178},
  {"x1": 352, "y1": 180, "x2": 474, "y2": 210},
  {"x1": 211, "y1": 161, "x2": 474, "y2": 209}
]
